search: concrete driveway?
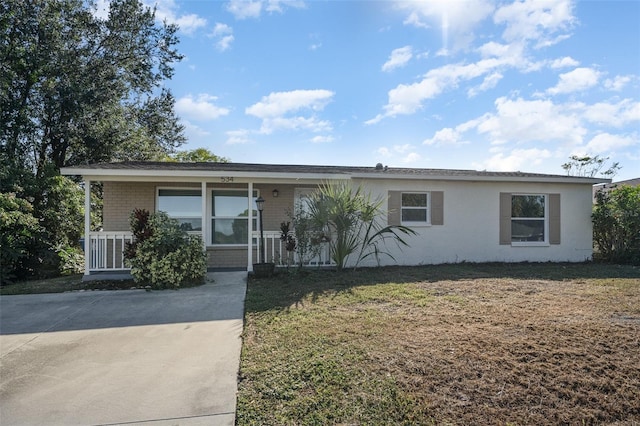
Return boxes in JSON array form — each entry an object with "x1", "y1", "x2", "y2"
[{"x1": 0, "y1": 272, "x2": 246, "y2": 426}]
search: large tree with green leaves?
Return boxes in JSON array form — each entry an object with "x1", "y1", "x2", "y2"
[
  {"x1": 0, "y1": 0, "x2": 186, "y2": 281},
  {"x1": 0, "y1": 0, "x2": 185, "y2": 174}
]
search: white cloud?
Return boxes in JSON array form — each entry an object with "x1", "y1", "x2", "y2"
[
  {"x1": 226, "y1": 0, "x2": 304, "y2": 19},
  {"x1": 212, "y1": 22, "x2": 233, "y2": 36},
  {"x1": 475, "y1": 97, "x2": 586, "y2": 145},
  {"x1": 176, "y1": 94, "x2": 230, "y2": 121},
  {"x1": 310, "y1": 135, "x2": 334, "y2": 143},
  {"x1": 580, "y1": 99, "x2": 640, "y2": 127},
  {"x1": 152, "y1": 0, "x2": 207, "y2": 34},
  {"x1": 217, "y1": 35, "x2": 235, "y2": 51},
  {"x1": 423, "y1": 127, "x2": 467, "y2": 146},
  {"x1": 550, "y1": 56, "x2": 579, "y2": 69},
  {"x1": 585, "y1": 133, "x2": 638, "y2": 154},
  {"x1": 210, "y1": 23, "x2": 234, "y2": 51},
  {"x1": 604, "y1": 75, "x2": 633, "y2": 92},
  {"x1": 547, "y1": 67, "x2": 601, "y2": 95},
  {"x1": 367, "y1": 56, "x2": 523, "y2": 123},
  {"x1": 382, "y1": 46, "x2": 413, "y2": 72},
  {"x1": 494, "y1": 0, "x2": 576, "y2": 47},
  {"x1": 246, "y1": 89, "x2": 334, "y2": 118},
  {"x1": 226, "y1": 129, "x2": 252, "y2": 145},
  {"x1": 266, "y1": 0, "x2": 305, "y2": 13},
  {"x1": 468, "y1": 72, "x2": 503, "y2": 97},
  {"x1": 399, "y1": 1, "x2": 494, "y2": 52},
  {"x1": 393, "y1": 144, "x2": 413, "y2": 153},
  {"x1": 402, "y1": 152, "x2": 422, "y2": 164},
  {"x1": 226, "y1": 0, "x2": 262, "y2": 19},
  {"x1": 473, "y1": 148, "x2": 553, "y2": 171},
  {"x1": 246, "y1": 89, "x2": 334, "y2": 134},
  {"x1": 182, "y1": 120, "x2": 211, "y2": 138}
]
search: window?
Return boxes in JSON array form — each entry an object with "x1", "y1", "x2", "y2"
[
  {"x1": 211, "y1": 190, "x2": 258, "y2": 245},
  {"x1": 511, "y1": 194, "x2": 546, "y2": 243},
  {"x1": 157, "y1": 189, "x2": 202, "y2": 231},
  {"x1": 401, "y1": 192, "x2": 430, "y2": 225}
]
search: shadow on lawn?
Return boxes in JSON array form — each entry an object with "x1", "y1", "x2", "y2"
[{"x1": 245, "y1": 262, "x2": 639, "y2": 313}]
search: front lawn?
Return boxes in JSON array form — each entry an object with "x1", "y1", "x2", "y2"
[{"x1": 237, "y1": 263, "x2": 640, "y2": 425}]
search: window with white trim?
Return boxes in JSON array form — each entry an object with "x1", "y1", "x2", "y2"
[
  {"x1": 401, "y1": 192, "x2": 430, "y2": 225},
  {"x1": 211, "y1": 190, "x2": 258, "y2": 245},
  {"x1": 157, "y1": 189, "x2": 202, "y2": 231},
  {"x1": 511, "y1": 194, "x2": 547, "y2": 243}
]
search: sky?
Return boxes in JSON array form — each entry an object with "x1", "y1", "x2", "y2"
[{"x1": 100, "y1": 0, "x2": 639, "y2": 181}]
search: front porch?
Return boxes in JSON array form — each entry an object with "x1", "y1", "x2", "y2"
[
  {"x1": 83, "y1": 230, "x2": 333, "y2": 275},
  {"x1": 63, "y1": 162, "x2": 353, "y2": 278}
]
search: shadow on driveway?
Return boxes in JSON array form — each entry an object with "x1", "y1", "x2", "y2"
[{"x1": 0, "y1": 272, "x2": 246, "y2": 426}]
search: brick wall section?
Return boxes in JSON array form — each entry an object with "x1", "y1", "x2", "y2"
[
  {"x1": 207, "y1": 246, "x2": 258, "y2": 268},
  {"x1": 103, "y1": 182, "x2": 156, "y2": 231},
  {"x1": 253, "y1": 184, "x2": 315, "y2": 231},
  {"x1": 103, "y1": 181, "x2": 201, "y2": 230},
  {"x1": 103, "y1": 181, "x2": 318, "y2": 267}
]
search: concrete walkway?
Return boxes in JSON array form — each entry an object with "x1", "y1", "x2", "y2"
[{"x1": 0, "y1": 272, "x2": 246, "y2": 426}]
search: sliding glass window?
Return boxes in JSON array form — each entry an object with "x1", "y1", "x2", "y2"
[{"x1": 211, "y1": 190, "x2": 257, "y2": 245}]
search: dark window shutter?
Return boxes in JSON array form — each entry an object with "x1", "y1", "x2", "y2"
[
  {"x1": 431, "y1": 191, "x2": 444, "y2": 225},
  {"x1": 499, "y1": 192, "x2": 512, "y2": 245},
  {"x1": 549, "y1": 194, "x2": 560, "y2": 245},
  {"x1": 388, "y1": 191, "x2": 401, "y2": 226}
]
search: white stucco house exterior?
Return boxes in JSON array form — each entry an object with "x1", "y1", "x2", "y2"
[{"x1": 60, "y1": 162, "x2": 609, "y2": 277}]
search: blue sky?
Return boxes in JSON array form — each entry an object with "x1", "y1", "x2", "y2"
[{"x1": 101, "y1": 0, "x2": 639, "y2": 180}]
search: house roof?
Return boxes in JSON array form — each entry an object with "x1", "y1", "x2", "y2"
[
  {"x1": 593, "y1": 177, "x2": 640, "y2": 189},
  {"x1": 61, "y1": 161, "x2": 610, "y2": 184}
]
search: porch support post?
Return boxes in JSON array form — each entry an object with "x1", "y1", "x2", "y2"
[
  {"x1": 84, "y1": 178, "x2": 91, "y2": 276},
  {"x1": 201, "y1": 181, "x2": 207, "y2": 249},
  {"x1": 247, "y1": 181, "x2": 253, "y2": 272}
]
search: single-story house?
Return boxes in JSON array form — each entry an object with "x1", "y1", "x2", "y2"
[{"x1": 60, "y1": 162, "x2": 609, "y2": 278}]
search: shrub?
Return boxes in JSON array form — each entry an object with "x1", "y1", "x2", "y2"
[
  {"x1": 0, "y1": 193, "x2": 44, "y2": 284},
  {"x1": 593, "y1": 185, "x2": 640, "y2": 265},
  {"x1": 124, "y1": 210, "x2": 206, "y2": 289}
]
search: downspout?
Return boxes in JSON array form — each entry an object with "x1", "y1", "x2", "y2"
[
  {"x1": 84, "y1": 178, "x2": 91, "y2": 276},
  {"x1": 201, "y1": 180, "x2": 208, "y2": 256},
  {"x1": 247, "y1": 182, "x2": 253, "y2": 272}
]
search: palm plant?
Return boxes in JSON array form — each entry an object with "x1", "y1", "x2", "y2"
[{"x1": 306, "y1": 181, "x2": 416, "y2": 270}]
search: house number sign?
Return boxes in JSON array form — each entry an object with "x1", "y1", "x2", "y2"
[{"x1": 220, "y1": 176, "x2": 234, "y2": 183}]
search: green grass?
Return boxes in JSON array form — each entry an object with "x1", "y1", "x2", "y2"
[
  {"x1": 237, "y1": 262, "x2": 640, "y2": 425},
  {"x1": 0, "y1": 274, "x2": 137, "y2": 295}
]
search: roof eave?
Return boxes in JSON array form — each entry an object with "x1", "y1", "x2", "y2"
[
  {"x1": 60, "y1": 167, "x2": 351, "y2": 181},
  {"x1": 350, "y1": 173, "x2": 610, "y2": 185}
]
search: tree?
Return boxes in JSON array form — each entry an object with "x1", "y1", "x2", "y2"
[
  {"x1": 164, "y1": 148, "x2": 230, "y2": 163},
  {"x1": 0, "y1": 0, "x2": 186, "y2": 280},
  {"x1": 306, "y1": 182, "x2": 416, "y2": 271},
  {"x1": 592, "y1": 185, "x2": 640, "y2": 265},
  {"x1": 0, "y1": 0, "x2": 185, "y2": 175},
  {"x1": 562, "y1": 155, "x2": 621, "y2": 178}
]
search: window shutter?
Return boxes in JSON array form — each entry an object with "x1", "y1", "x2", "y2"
[
  {"x1": 549, "y1": 194, "x2": 560, "y2": 245},
  {"x1": 388, "y1": 191, "x2": 401, "y2": 226},
  {"x1": 499, "y1": 193, "x2": 511, "y2": 245},
  {"x1": 431, "y1": 191, "x2": 444, "y2": 225}
]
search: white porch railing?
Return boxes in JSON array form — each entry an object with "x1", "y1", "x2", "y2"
[
  {"x1": 86, "y1": 230, "x2": 334, "y2": 272},
  {"x1": 253, "y1": 230, "x2": 334, "y2": 267},
  {"x1": 87, "y1": 231, "x2": 134, "y2": 271}
]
